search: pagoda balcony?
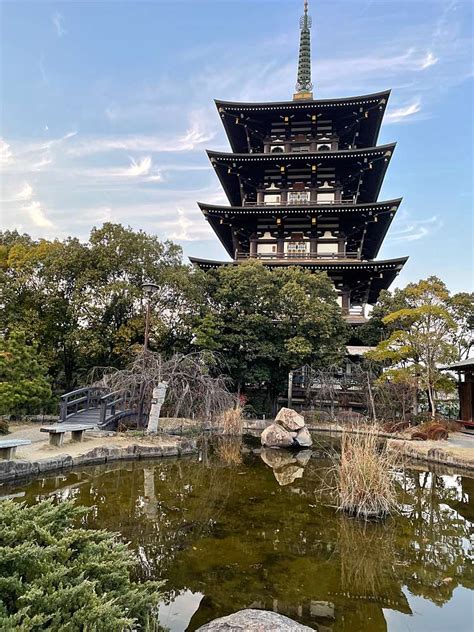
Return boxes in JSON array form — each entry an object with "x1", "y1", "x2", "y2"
[
  {"x1": 236, "y1": 252, "x2": 360, "y2": 262},
  {"x1": 242, "y1": 199, "x2": 356, "y2": 208}
]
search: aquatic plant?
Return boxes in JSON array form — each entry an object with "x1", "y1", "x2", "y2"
[
  {"x1": 215, "y1": 436, "x2": 243, "y2": 465},
  {"x1": 219, "y1": 405, "x2": 244, "y2": 435},
  {"x1": 0, "y1": 499, "x2": 164, "y2": 631},
  {"x1": 331, "y1": 428, "x2": 401, "y2": 520}
]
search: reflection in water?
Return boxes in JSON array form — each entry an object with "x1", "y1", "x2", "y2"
[
  {"x1": 2, "y1": 437, "x2": 473, "y2": 632},
  {"x1": 260, "y1": 447, "x2": 312, "y2": 485}
]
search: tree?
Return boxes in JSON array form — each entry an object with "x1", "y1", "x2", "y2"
[
  {"x1": 194, "y1": 261, "x2": 347, "y2": 412},
  {"x1": 367, "y1": 277, "x2": 460, "y2": 417},
  {"x1": 0, "y1": 499, "x2": 163, "y2": 631},
  {"x1": 0, "y1": 330, "x2": 52, "y2": 416}
]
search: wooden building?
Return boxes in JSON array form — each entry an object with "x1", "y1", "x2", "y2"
[
  {"x1": 190, "y1": 1, "x2": 408, "y2": 323},
  {"x1": 442, "y1": 358, "x2": 474, "y2": 427}
]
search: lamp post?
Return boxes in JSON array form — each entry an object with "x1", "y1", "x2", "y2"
[{"x1": 142, "y1": 282, "x2": 159, "y2": 352}]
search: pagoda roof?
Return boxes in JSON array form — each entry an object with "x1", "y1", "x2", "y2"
[
  {"x1": 216, "y1": 90, "x2": 390, "y2": 153},
  {"x1": 189, "y1": 256, "x2": 408, "y2": 305},
  {"x1": 197, "y1": 198, "x2": 402, "y2": 260},
  {"x1": 207, "y1": 144, "x2": 396, "y2": 207}
]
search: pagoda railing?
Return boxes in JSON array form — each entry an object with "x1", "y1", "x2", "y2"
[
  {"x1": 236, "y1": 252, "x2": 360, "y2": 261},
  {"x1": 242, "y1": 199, "x2": 356, "y2": 208}
]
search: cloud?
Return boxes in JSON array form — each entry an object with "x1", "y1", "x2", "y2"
[
  {"x1": 420, "y1": 51, "x2": 439, "y2": 69},
  {"x1": 52, "y1": 12, "x2": 66, "y2": 37},
  {"x1": 385, "y1": 99, "x2": 422, "y2": 124},
  {"x1": 390, "y1": 215, "x2": 442, "y2": 242},
  {"x1": 0, "y1": 139, "x2": 14, "y2": 166},
  {"x1": 124, "y1": 156, "x2": 152, "y2": 177},
  {"x1": 16, "y1": 183, "x2": 34, "y2": 201},
  {"x1": 23, "y1": 201, "x2": 54, "y2": 229}
]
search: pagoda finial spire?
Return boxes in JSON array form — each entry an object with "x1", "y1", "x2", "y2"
[{"x1": 293, "y1": 0, "x2": 314, "y2": 101}]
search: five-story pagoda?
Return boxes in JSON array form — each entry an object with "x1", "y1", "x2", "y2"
[{"x1": 190, "y1": 0, "x2": 408, "y2": 323}]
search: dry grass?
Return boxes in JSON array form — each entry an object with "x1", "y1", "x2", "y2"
[
  {"x1": 219, "y1": 405, "x2": 244, "y2": 436},
  {"x1": 331, "y1": 427, "x2": 401, "y2": 520},
  {"x1": 215, "y1": 436, "x2": 243, "y2": 466}
]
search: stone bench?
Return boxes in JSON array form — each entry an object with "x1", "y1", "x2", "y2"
[
  {"x1": 0, "y1": 439, "x2": 32, "y2": 460},
  {"x1": 40, "y1": 425, "x2": 92, "y2": 447}
]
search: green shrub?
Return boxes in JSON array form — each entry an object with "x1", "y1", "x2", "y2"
[
  {"x1": 0, "y1": 499, "x2": 164, "y2": 631},
  {"x1": 0, "y1": 418, "x2": 8, "y2": 435}
]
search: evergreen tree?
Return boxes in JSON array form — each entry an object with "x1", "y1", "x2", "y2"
[{"x1": 0, "y1": 330, "x2": 52, "y2": 416}]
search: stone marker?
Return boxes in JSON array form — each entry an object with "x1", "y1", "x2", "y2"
[
  {"x1": 147, "y1": 381, "x2": 168, "y2": 434},
  {"x1": 196, "y1": 609, "x2": 314, "y2": 631}
]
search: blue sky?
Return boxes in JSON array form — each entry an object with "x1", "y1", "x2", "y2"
[{"x1": 0, "y1": 0, "x2": 472, "y2": 292}]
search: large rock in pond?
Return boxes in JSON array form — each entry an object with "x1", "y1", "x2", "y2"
[
  {"x1": 196, "y1": 609, "x2": 314, "y2": 631},
  {"x1": 260, "y1": 447, "x2": 297, "y2": 470},
  {"x1": 294, "y1": 426, "x2": 313, "y2": 448},
  {"x1": 275, "y1": 407, "x2": 305, "y2": 432},
  {"x1": 273, "y1": 464, "x2": 305, "y2": 486},
  {"x1": 261, "y1": 423, "x2": 295, "y2": 448}
]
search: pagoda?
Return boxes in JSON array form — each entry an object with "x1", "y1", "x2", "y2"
[{"x1": 190, "y1": 0, "x2": 408, "y2": 323}]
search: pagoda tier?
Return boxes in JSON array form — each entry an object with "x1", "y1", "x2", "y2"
[
  {"x1": 197, "y1": 198, "x2": 402, "y2": 261},
  {"x1": 189, "y1": 256, "x2": 408, "y2": 315},
  {"x1": 216, "y1": 90, "x2": 390, "y2": 154},
  {"x1": 208, "y1": 144, "x2": 395, "y2": 207}
]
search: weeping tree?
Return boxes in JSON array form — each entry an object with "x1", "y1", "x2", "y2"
[{"x1": 93, "y1": 350, "x2": 236, "y2": 428}]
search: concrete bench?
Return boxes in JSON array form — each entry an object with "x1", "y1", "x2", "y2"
[
  {"x1": 40, "y1": 425, "x2": 92, "y2": 447},
  {"x1": 0, "y1": 439, "x2": 32, "y2": 460}
]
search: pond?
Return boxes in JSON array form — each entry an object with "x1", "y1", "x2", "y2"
[{"x1": 2, "y1": 434, "x2": 473, "y2": 631}]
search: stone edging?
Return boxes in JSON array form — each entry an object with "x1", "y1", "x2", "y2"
[
  {"x1": 387, "y1": 439, "x2": 474, "y2": 472},
  {"x1": 0, "y1": 440, "x2": 197, "y2": 483}
]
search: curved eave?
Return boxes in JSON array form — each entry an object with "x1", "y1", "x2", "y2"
[
  {"x1": 208, "y1": 144, "x2": 396, "y2": 207},
  {"x1": 216, "y1": 90, "x2": 390, "y2": 152},
  {"x1": 198, "y1": 199, "x2": 402, "y2": 259},
  {"x1": 215, "y1": 90, "x2": 391, "y2": 112}
]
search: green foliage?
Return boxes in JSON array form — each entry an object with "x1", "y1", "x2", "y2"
[
  {"x1": 194, "y1": 261, "x2": 347, "y2": 406},
  {"x1": 0, "y1": 224, "x2": 195, "y2": 397},
  {"x1": 0, "y1": 499, "x2": 163, "y2": 631},
  {"x1": 0, "y1": 330, "x2": 52, "y2": 416},
  {"x1": 367, "y1": 277, "x2": 462, "y2": 416}
]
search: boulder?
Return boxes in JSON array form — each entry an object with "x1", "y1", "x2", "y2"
[
  {"x1": 261, "y1": 423, "x2": 295, "y2": 448},
  {"x1": 196, "y1": 609, "x2": 313, "y2": 631},
  {"x1": 295, "y1": 449, "x2": 312, "y2": 467},
  {"x1": 275, "y1": 407, "x2": 305, "y2": 432},
  {"x1": 294, "y1": 427, "x2": 313, "y2": 448}
]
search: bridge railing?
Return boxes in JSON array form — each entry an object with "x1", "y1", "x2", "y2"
[
  {"x1": 60, "y1": 387, "x2": 105, "y2": 422},
  {"x1": 99, "y1": 390, "x2": 134, "y2": 428}
]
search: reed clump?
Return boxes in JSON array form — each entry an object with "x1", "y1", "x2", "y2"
[
  {"x1": 333, "y1": 428, "x2": 400, "y2": 520},
  {"x1": 219, "y1": 405, "x2": 244, "y2": 436},
  {"x1": 215, "y1": 436, "x2": 243, "y2": 466}
]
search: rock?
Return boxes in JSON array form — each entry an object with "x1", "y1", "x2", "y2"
[
  {"x1": 273, "y1": 464, "x2": 305, "y2": 486},
  {"x1": 275, "y1": 407, "x2": 305, "y2": 432},
  {"x1": 294, "y1": 427, "x2": 313, "y2": 448},
  {"x1": 261, "y1": 423, "x2": 295, "y2": 448},
  {"x1": 196, "y1": 609, "x2": 313, "y2": 631},
  {"x1": 260, "y1": 447, "x2": 297, "y2": 469}
]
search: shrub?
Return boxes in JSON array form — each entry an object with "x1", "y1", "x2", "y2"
[
  {"x1": 0, "y1": 499, "x2": 164, "y2": 631},
  {"x1": 0, "y1": 418, "x2": 8, "y2": 435},
  {"x1": 330, "y1": 428, "x2": 400, "y2": 520}
]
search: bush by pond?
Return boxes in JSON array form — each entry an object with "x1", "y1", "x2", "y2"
[{"x1": 0, "y1": 499, "x2": 164, "y2": 631}]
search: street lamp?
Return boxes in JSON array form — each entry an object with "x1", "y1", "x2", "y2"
[{"x1": 142, "y1": 282, "x2": 159, "y2": 351}]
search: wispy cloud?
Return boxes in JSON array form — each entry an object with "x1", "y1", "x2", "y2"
[
  {"x1": 52, "y1": 12, "x2": 66, "y2": 38},
  {"x1": 23, "y1": 200, "x2": 54, "y2": 229},
  {"x1": 16, "y1": 183, "x2": 34, "y2": 201},
  {"x1": 385, "y1": 99, "x2": 422, "y2": 124},
  {"x1": 0, "y1": 139, "x2": 14, "y2": 166},
  {"x1": 390, "y1": 215, "x2": 442, "y2": 242},
  {"x1": 420, "y1": 51, "x2": 439, "y2": 69}
]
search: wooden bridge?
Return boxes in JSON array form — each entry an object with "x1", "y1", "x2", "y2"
[{"x1": 59, "y1": 387, "x2": 135, "y2": 429}]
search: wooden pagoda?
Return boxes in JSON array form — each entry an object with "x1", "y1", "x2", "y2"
[{"x1": 190, "y1": 0, "x2": 408, "y2": 323}]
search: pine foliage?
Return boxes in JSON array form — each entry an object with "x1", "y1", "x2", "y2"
[{"x1": 0, "y1": 499, "x2": 164, "y2": 631}]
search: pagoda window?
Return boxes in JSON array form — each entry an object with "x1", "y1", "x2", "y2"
[
  {"x1": 316, "y1": 143, "x2": 331, "y2": 152},
  {"x1": 270, "y1": 144, "x2": 284, "y2": 153},
  {"x1": 286, "y1": 241, "x2": 308, "y2": 256},
  {"x1": 288, "y1": 190, "x2": 310, "y2": 205}
]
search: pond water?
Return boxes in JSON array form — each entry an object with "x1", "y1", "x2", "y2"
[{"x1": 2, "y1": 435, "x2": 473, "y2": 631}]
